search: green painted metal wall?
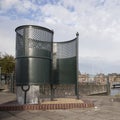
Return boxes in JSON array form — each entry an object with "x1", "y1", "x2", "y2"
[
  {"x1": 52, "y1": 57, "x2": 77, "y2": 84},
  {"x1": 15, "y1": 25, "x2": 78, "y2": 86},
  {"x1": 52, "y1": 39, "x2": 77, "y2": 84},
  {"x1": 16, "y1": 57, "x2": 51, "y2": 85},
  {"x1": 15, "y1": 25, "x2": 53, "y2": 85}
]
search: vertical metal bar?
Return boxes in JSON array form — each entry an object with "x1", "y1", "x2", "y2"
[
  {"x1": 13, "y1": 73, "x2": 15, "y2": 93},
  {"x1": 0, "y1": 67, "x2": 1, "y2": 81},
  {"x1": 21, "y1": 85, "x2": 30, "y2": 104},
  {"x1": 50, "y1": 84, "x2": 54, "y2": 101},
  {"x1": 10, "y1": 73, "x2": 13, "y2": 92},
  {"x1": 75, "y1": 32, "x2": 79, "y2": 99},
  {"x1": 107, "y1": 75, "x2": 110, "y2": 95},
  {"x1": 11, "y1": 72, "x2": 15, "y2": 93},
  {"x1": 50, "y1": 30, "x2": 54, "y2": 101}
]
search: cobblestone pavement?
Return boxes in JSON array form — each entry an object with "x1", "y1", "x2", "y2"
[{"x1": 0, "y1": 92, "x2": 120, "y2": 120}]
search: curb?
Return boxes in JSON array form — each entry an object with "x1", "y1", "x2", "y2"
[{"x1": 0, "y1": 103, "x2": 94, "y2": 111}]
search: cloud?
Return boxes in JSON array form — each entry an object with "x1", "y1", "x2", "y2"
[
  {"x1": 40, "y1": 4, "x2": 77, "y2": 25},
  {"x1": 0, "y1": 15, "x2": 38, "y2": 56},
  {"x1": 0, "y1": 0, "x2": 18, "y2": 10},
  {"x1": 0, "y1": 0, "x2": 120, "y2": 73},
  {"x1": 0, "y1": 0, "x2": 38, "y2": 14}
]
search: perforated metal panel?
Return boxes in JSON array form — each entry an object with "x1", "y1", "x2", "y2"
[
  {"x1": 16, "y1": 25, "x2": 53, "y2": 58},
  {"x1": 53, "y1": 38, "x2": 77, "y2": 84},
  {"x1": 56, "y1": 39, "x2": 77, "y2": 58},
  {"x1": 15, "y1": 25, "x2": 53, "y2": 85}
]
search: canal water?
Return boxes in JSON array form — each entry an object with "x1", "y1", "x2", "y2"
[{"x1": 110, "y1": 88, "x2": 120, "y2": 96}]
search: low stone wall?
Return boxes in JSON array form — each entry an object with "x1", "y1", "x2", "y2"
[
  {"x1": 78, "y1": 84, "x2": 108, "y2": 95},
  {"x1": 15, "y1": 83, "x2": 108, "y2": 104},
  {"x1": 38, "y1": 83, "x2": 108, "y2": 98}
]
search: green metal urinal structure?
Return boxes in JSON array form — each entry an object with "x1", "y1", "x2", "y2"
[{"x1": 15, "y1": 25, "x2": 79, "y2": 104}]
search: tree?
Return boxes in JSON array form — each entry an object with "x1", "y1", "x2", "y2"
[{"x1": 0, "y1": 53, "x2": 15, "y2": 74}]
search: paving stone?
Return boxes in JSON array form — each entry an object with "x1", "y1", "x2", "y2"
[{"x1": 0, "y1": 92, "x2": 120, "y2": 120}]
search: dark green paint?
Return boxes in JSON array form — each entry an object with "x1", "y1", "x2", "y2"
[
  {"x1": 52, "y1": 57, "x2": 77, "y2": 84},
  {"x1": 16, "y1": 57, "x2": 51, "y2": 85}
]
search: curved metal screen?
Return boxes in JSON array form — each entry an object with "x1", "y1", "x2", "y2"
[
  {"x1": 16, "y1": 25, "x2": 53, "y2": 58},
  {"x1": 53, "y1": 38, "x2": 77, "y2": 84},
  {"x1": 15, "y1": 25, "x2": 53, "y2": 85}
]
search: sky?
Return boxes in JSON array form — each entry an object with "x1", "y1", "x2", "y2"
[{"x1": 0, "y1": 0, "x2": 120, "y2": 74}]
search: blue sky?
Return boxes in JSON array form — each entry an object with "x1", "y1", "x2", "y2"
[{"x1": 1, "y1": 0, "x2": 120, "y2": 74}]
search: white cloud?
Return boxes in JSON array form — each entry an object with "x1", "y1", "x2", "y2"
[
  {"x1": 0, "y1": 16, "x2": 38, "y2": 56},
  {"x1": 40, "y1": 4, "x2": 77, "y2": 25},
  {"x1": 0, "y1": 0, "x2": 38, "y2": 14},
  {"x1": 0, "y1": 0, "x2": 18, "y2": 10},
  {"x1": 1, "y1": 0, "x2": 120, "y2": 73},
  {"x1": 15, "y1": 0, "x2": 37, "y2": 13}
]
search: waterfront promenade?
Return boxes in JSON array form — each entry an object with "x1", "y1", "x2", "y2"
[{"x1": 0, "y1": 91, "x2": 120, "y2": 120}]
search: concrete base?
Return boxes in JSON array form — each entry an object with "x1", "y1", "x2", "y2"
[{"x1": 16, "y1": 85, "x2": 39, "y2": 105}]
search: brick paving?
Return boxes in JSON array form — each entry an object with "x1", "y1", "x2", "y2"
[
  {"x1": 0, "y1": 92, "x2": 94, "y2": 111},
  {"x1": 0, "y1": 92, "x2": 120, "y2": 120}
]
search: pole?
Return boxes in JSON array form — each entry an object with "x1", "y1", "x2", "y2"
[
  {"x1": 0, "y1": 67, "x2": 1, "y2": 81},
  {"x1": 50, "y1": 30, "x2": 54, "y2": 101},
  {"x1": 75, "y1": 32, "x2": 79, "y2": 99},
  {"x1": 107, "y1": 75, "x2": 110, "y2": 95},
  {"x1": 21, "y1": 85, "x2": 30, "y2": 104}
]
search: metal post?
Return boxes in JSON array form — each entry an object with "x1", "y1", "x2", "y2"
[
  {"x1": 50, "y1": 84, "x2": 54, "y2": 101},
  {"x1": 10, "y1": 72, "x2": 14, "y2": 93},
  {"x1": 0, "y1": 67, "x2": 1, "y2": 81},
  {"x1": 21, "y1": 85, "x2": 30, "y2": 104},
  {"x1": 10, "y1": 73, "x2": 12, "y2": 92},
  {"x1": 51, "y1": 30, "x2": 54, "y2": 101},
  {"x1": 0, "y1": 67, "x2": 1, "y2": 87},
  {"x1": 107, "y1": 76, "x2": 110, "y2": 95},
  {"x1": 75, "y1": 32, "x2": 79, "y2": 99}
]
